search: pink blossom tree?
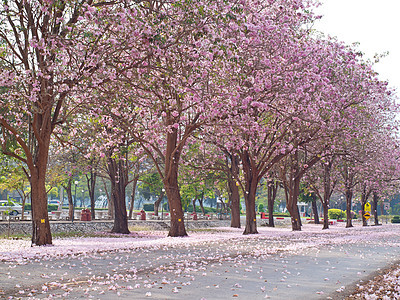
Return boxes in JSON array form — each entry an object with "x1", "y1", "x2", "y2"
[
  {"x1": 81, "y1": 0, "x2": 260, "y2": 236},
  {"x1": 0, "y1": 1, "x2": 115, "y2": 245}
]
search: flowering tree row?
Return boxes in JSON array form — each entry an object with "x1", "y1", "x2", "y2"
[{"x1": 0, "y1": 0, "x2": 397, "y2": 245}]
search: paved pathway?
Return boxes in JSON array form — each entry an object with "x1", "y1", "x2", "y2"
[{"x1": 1, "y1": 224, "x2": 399, "y2": 299}]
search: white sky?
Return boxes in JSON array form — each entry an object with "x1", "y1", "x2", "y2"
[{"x1": 313, "y1": 0, "x2": 400, "y2": 92}]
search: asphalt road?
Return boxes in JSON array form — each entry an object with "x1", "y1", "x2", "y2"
[{"x1": 1, "y1": 224, "x2": 400, "y2": 299}]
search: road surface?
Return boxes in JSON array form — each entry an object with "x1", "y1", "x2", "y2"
[{"x1": 1, "y1": 223, "x2": 399, "y2": 299}]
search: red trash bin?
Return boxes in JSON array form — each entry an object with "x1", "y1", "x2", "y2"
[
  {"x1": 81, "y1": 209, "x2": 87, "y2": 221},
  {"x1": 80, "y1": 209, "x2": 91, "y2": 221},
  {"x1": 86, "y1": 209, "x2": 91, "y2": 221}
]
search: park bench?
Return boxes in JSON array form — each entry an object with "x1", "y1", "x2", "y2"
[{"x1": 96, "y1": 211, "x2": 108, "y2": 219}]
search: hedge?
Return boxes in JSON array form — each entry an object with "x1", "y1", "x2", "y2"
[
  {"x1": 328, "y1": 209, "x2": 346, "y2": 220},
  {"x1": 186, "y1": 204, "x2": 217, "y2": 213},
  {"x1": 272, "y1": 212, "x2": 291, "y2": 217},
  {"x1": 24, "y1": 203, "x2": 59, "y2": 212}
]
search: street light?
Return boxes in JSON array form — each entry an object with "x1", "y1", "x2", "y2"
[
  {"x1": 74, "y1": 181, "x2": 78, "y2": 207},
  {"x1": 81, "y1": 189, "x2": 85, "y2": 207}
]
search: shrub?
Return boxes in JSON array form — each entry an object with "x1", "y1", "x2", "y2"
[
  {"x1": 47, "y1": 204, "x2": 59, "y2": 212},
  {"x1": 328, "y1": 209, "x2": 346, "y2": 219},
  {"x1": 258, "y1": 204, "x2": 264, "y2": 212},
  {"x1": 391, "y1": 215, "x2": 400, "y2": 223},
  {"x1": 273, "y1": 212, "x2": 290, "y2": 217},
  {"x1": 340, "y1": 210, "x2": 359, "y2": 219},
  {"x1": 24, "y1": 203, "x2": 59, "y2": 212}
]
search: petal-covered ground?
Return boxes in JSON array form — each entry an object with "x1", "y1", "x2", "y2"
[
  {"x1": 0, "y1": 223, "x2": 399, "y2": 299},
  {"x1": 348, "y1": 264, "x2": 400, "y2": 300}
]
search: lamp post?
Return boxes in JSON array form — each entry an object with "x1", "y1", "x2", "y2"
[{"x1": 81, "y1": 189, "x2": 85, "y2": 207}]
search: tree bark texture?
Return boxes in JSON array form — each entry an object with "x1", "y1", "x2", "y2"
[
  {"x1": 228, "y1": 154, "x2": 241, "y2": 228},
  {"x1": 193, "y1": 199, "x2": 199, "y2": 214},
  {"x1": 164, "y1": 129, "x2": 187, "y2": 237},
  {"x1": 198, "y1": 195, "x2": 205, "y2": 215},
  {"x1": 102, "y1": 178, "x2": 114, "y2": 219},
  {"x1": 321, "y1": 200, "x2": 329, "y2": 229},
  {"x1": 240, "y1": 151, "x2": 258, "y2": 235},
  {"x1": 345, "y1": 189, "x2": 353, "y2": 228},
  {"x1": 165, "y1": 179, "x2": 187, "y2": 237},
  {"x1": 283, "y1": 152, "x2": 302, "y2": 231},
  {"x1": 154, "y1": 190, "x2": 165, "y2": 216},
  {"x1": 86, "y1": 168, "x2": 97, "y2": 220},
  {"x1": 321, "y1": 162, "x2": 333, "y2": 229},
  {"x1": 128, "y1": 177, "x2": 138, "y2": 219},
  {"x1": 107, "y1": 157, "x2": 130, "y2": 234},
  {"x1": 343, "y1": 169, "x2": 355, "y2": 228},
  {"x1": 30, "y1": 159, "x2": 52, "y2": 246},
  {"x1": 267, "y1": 180, "x2": 278, "y2": 227},
  {"x1": 311, "y1": 194, "x2": 319, "y2": 224},
  {"x1": 65, "y1": 178, "x2": 74, "y2": 221},
  {"x1": 372, "y1": 191, "x2": 380, "y2": 226}
]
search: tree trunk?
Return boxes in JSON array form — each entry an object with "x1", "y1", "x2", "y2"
[
  {"x1": 284, "y1": 152, "x2": 302, "y2": 231},
  {"x1": 228, "y1": 154, "x2": 241, "y2": 228},
  {"x1": 165, "y1": 177, "x2": 187, "y2": 237},
  {"x1": 311, "y1": 195, "x2": 319, "y2": 224},
  {"x1": 229, "y1": 154, "x2": 241, "y2": 228},
  {"x1": 154, "y1": 191, "x2": 165, "y2": 216},
  {"x1": 65, "y1": 178, "x2": 74, "y2": 221},
  {"x1": 108, "y1": 158, "x2": 130, "y2": 234},
  {"x1": 267, "y1": 180, "x2": 278, "y2": 227},
  {"x1": 30, "y1": 165, "x2": 52, "y2": 246},
  {"x1": 86, "y1": 169, "x2": 97, "y2": 220},
  {"x1": 228, "y1": 182, "x2": 241, "y2": 228},
  {"x1": 297, "y1": 204, "x2": 303, "y2": 226},
  {"x1": 198, "y1": 194, "x2": 205, "y2": 215},
  {"x1": 164, "y1": 129, "x2": 187, "y2": 237},
  {"x1": 241, "y1": 151, "x2": 258, "y2": 235},
  {"x1": 345, "y1": 189, "x2": 353, "y2": 228},
  {"x1": 192, "y1": 198, "x2": 197, "y2": 214},
  {"x1": 321, "y1": 199, "x2": 329, "y2": 229},
  {"x1": 287, "y1": 198, "x2": 302, "y2": 231},
  {"x1": 321, "y1": 162, "x2": 333, "y2": 230},
  {"x1": 373, "y1": 191, "x2": 380, "y2": 226},
  {"x1": 128, "y1": 177, "x2": 138, "y2": 219},
  {"x1": 243, "y1": 190, "x2": 258, "y2": 234},
  {"x1": 102, "y1": 177, "x2": 113, "y2": 219}
]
